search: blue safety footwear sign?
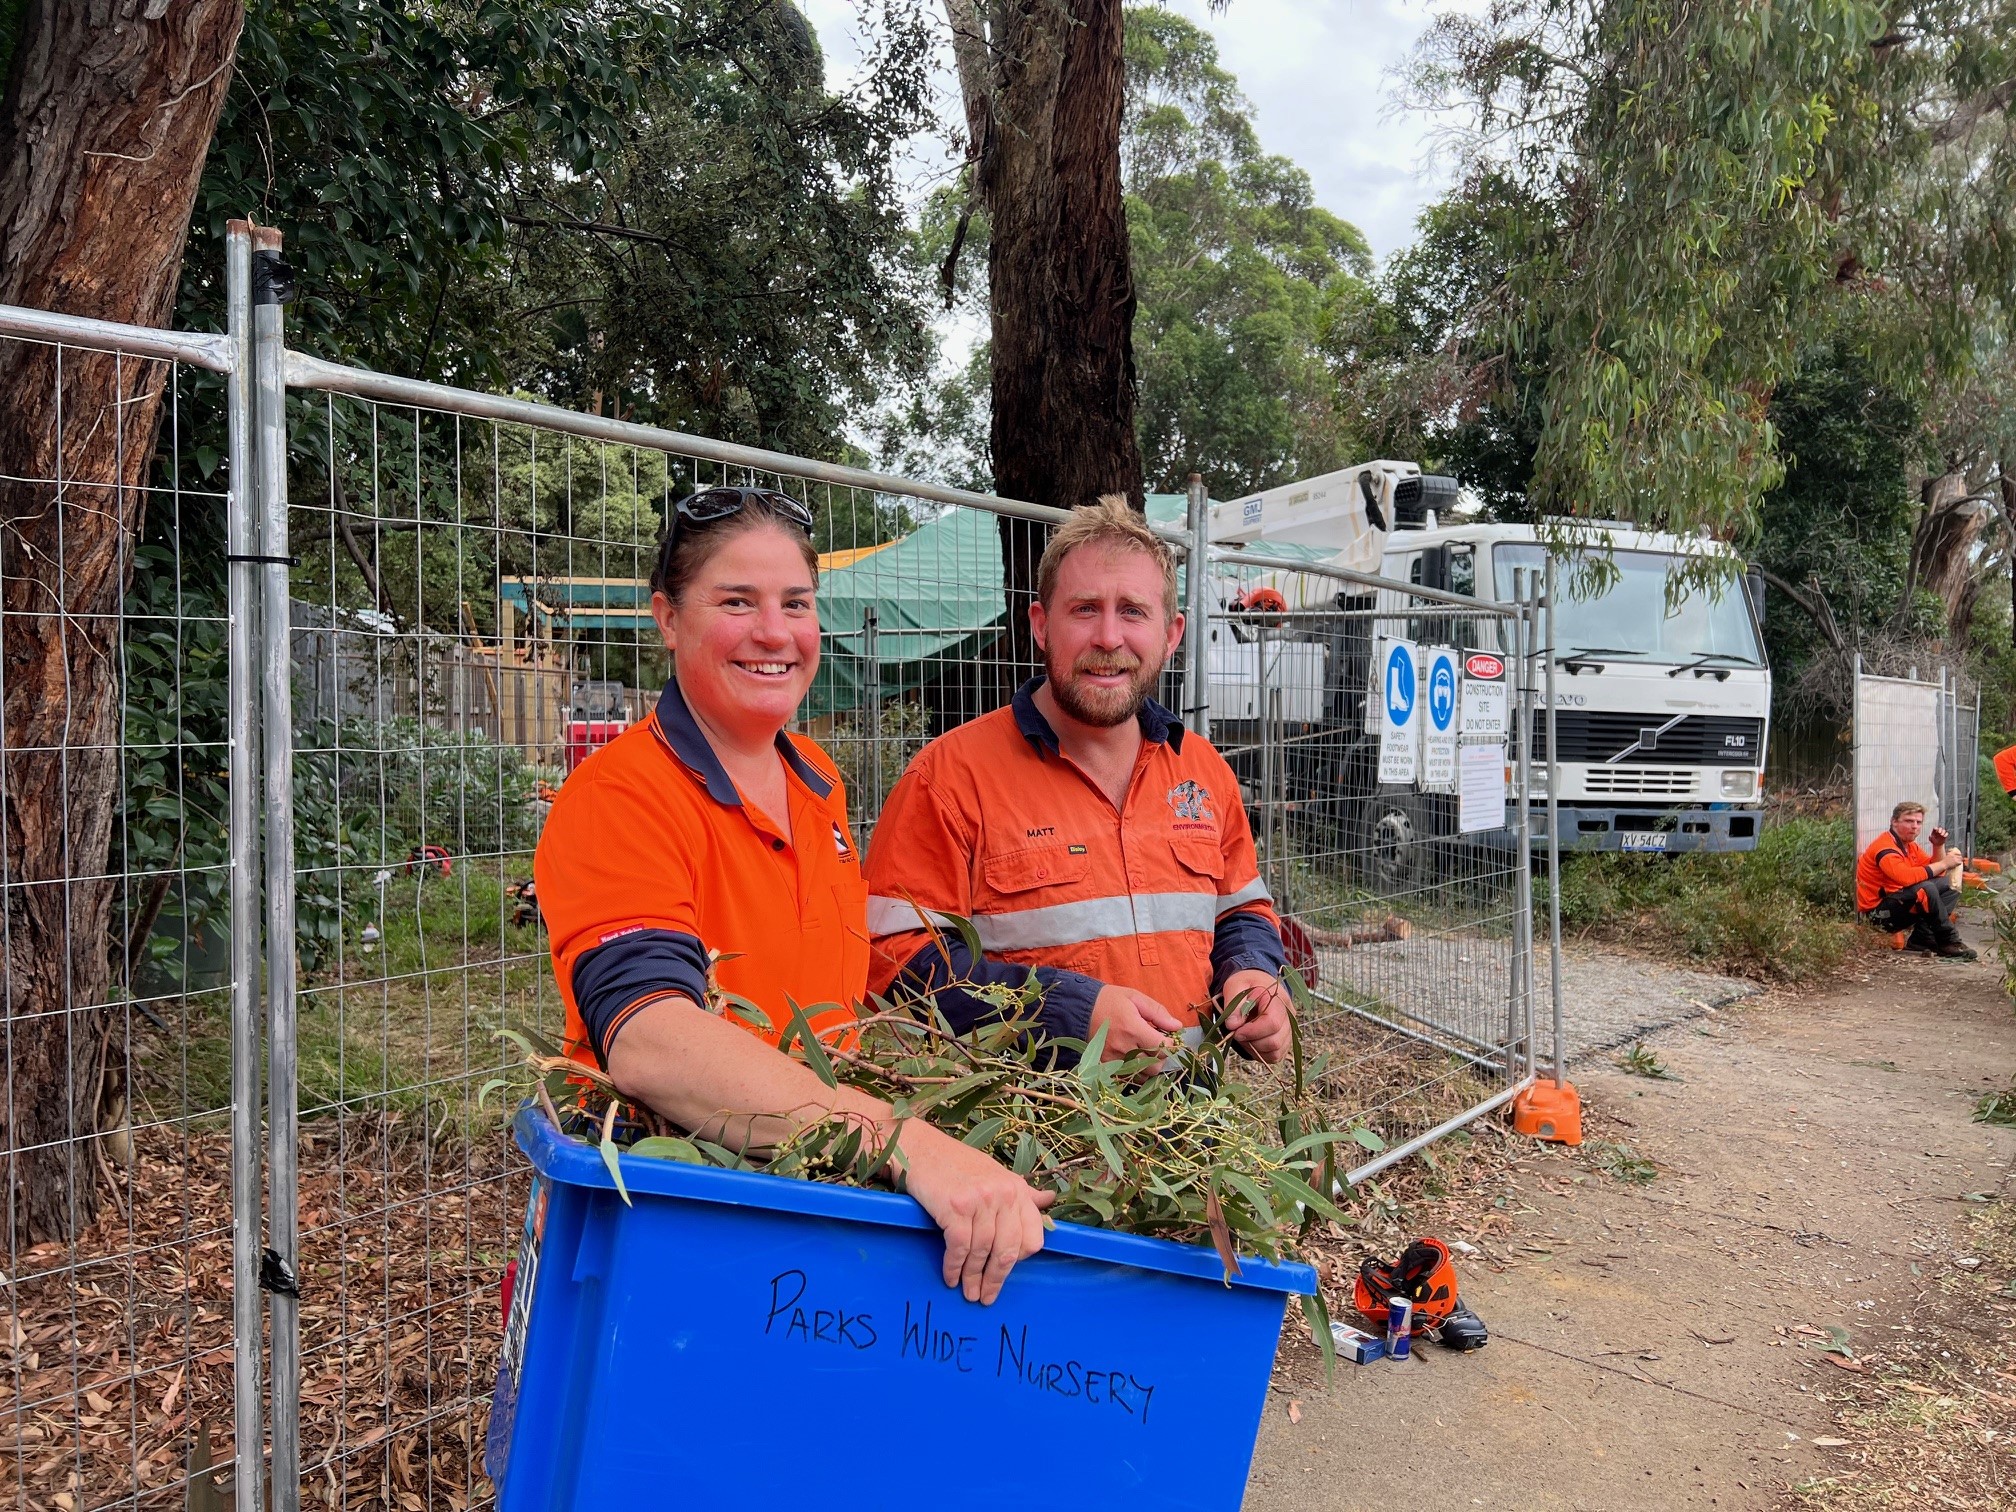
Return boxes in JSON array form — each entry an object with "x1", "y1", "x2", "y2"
[{"x1": 1378, "y1": 639, "x2": 1419, "y2": 783}]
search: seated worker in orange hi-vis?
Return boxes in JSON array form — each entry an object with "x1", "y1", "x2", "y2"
[
  {"x1": 864, "y1": 495, "x2": 1294, "y2": 1067},
  {"x1": 534, "y1": 486, "x2": 1049, "y2": 1306},
  {"x1": 1854, "y1": 800, "x2": 1976, "y2": 959}
]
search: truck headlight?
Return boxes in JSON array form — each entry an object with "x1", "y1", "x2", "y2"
[{"x1": 1721, "y1": 770, "x2": 1756, "y2": 798}]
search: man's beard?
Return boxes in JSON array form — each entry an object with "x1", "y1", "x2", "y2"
[{"x1": 1045, "y1": 645, "x2": 1166, "y2": 728}]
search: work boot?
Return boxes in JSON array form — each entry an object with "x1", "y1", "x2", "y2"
[{"x1": 1934, "y1": 940, "x2": 1978, "y2": 960}]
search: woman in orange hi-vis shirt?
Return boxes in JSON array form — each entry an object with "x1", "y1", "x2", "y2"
[{"x1": 533, "y1": 487, "x2": 1048, "y2": 1306}]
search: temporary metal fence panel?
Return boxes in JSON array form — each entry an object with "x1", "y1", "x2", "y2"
[
  {"x1": 0, "y1": 237, "x2": 1552, "y2": 1512},
  {"x1": 0, "y1": 291, "x2": 260, "y2": 1512},
  {"x1": 1199, "y1": 554, "x2": 1544, "y2": 1183},
  {"x1": 1852, "y1": 659, "x2": 1981, "y2": 859}
]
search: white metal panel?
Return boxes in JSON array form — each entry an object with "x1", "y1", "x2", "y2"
[{"x1": 1854, "y1": 674, "x2": 1943, "y2": 852}]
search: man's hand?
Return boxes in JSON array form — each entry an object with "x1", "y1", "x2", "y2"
[
  {"x1": 1088, "y1": 984, "x2": 1183, "y2": 1061},
  {"x1": 1219, "y1": 969, "x2": 1295, "y2": 1064},
  {"x1": 1930, "y1": 826, "x2": 1950, "y2": 851},
  {"x1": 897, "y1": 1121, "x2": 1053, "y2": 1305}
]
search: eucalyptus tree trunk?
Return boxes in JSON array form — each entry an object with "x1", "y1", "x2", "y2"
[
  {"x1": 1901, "y1": 469, "x2": 1992, "y2": 645},
  {"x1": 945, "y1": 0, "x2": 1145, "y2": 691},
  {"x1": 0, "y1": 0, "x2": 241, "y2": 1241}
]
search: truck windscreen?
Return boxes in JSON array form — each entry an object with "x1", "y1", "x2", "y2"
[{"x1": 1492, "y1": 545, "x2": 1763, "y2": 667}]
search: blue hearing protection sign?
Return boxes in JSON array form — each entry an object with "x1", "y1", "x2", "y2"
[
  {"x1": 1428, "y1": 654, "x2": 1456, "y2": 731},
  {"x1": 1421, "y1": 646, "x2": 1460, "y2": 787},
  {"x1": 1377, "y1": 639, "x2": 1419, "y2": 783}
]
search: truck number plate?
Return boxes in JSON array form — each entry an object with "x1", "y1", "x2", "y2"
[{"x1": 1619, "y1": 831, "x2": 1668, "y2": 852}]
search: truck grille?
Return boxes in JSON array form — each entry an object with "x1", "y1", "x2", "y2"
[
  {"x1": 1535, "y1": 711, "x2": 1762, "y2": 766},
  {"x1": 1582, "y1": 767, "x2": 1698, "y2": 797}
]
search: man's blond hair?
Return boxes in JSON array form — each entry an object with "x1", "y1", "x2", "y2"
[
  {"x1": 1892, "y1": 800, "x2": 1926, "y2": 822},
  {"x1": 1036, "y1": 494, "x2": 1179, "y2": 617}
]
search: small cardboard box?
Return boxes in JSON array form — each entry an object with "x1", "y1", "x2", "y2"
[{"x1": 1328, "y1": 1321, "x2": 1385, "y2": 1365}]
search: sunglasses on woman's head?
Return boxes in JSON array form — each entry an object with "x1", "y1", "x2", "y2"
[{"x1": 656, "y1": 486, "x2": 816, "y2": 585}]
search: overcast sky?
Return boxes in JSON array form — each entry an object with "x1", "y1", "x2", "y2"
[{"x1": 799, "y1": 0, "x2": 1457, "y2": 264}]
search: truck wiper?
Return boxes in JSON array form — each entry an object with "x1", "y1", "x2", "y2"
[
  {"x1": 1558, "y1": 646, "x2": 1643, "y2": 675},
  {"x1": 1666, "y1": 652, "x2": 1756, "y2": 679}
]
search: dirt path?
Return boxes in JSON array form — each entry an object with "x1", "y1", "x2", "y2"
[{"x1": 1246, "y1": 925, "x2": 2016, "y2": 1511}]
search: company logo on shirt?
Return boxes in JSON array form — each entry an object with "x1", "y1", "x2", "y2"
[{"x1": 1167, "y1": 779, "x2": 1213, "y2": 824}]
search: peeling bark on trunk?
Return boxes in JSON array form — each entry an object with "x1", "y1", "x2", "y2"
[
  {"x1": 0, "y1": 0, "x2": 241, "y2": 1242},
  {"x1": 1904, "y1": 470, "x2": 1989, "y2": 644},
  {"x1": 945, "y1": 0, "x2": 1145, "y2": 698}
]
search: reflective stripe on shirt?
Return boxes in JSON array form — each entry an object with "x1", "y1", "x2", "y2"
[{"x1": 868, "y1": 885, "x2": 1272, "y2": 954}]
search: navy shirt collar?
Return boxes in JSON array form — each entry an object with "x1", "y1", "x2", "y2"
[
  {"x1": 1010, "y1": 676, "x2": 1185, "y2": 755},
  {"x1": 652, "y1": 676, "x2": 834, "y2": 805}
]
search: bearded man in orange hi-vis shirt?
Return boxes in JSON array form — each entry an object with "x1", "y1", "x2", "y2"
[{"x1": 863, "y1": 495, "x2": 1294, "y2": 1067}]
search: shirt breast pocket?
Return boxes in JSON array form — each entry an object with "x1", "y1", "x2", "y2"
[
  {"x1": 1170, "y1": 834, "x2": 1225, "y2": 887},
  {"x1": 979, "y1": 845, "x2": 1096, "y2": 969},
  {"x1": 980, "y1": 844, "x2": 1093, "y2": 904}
]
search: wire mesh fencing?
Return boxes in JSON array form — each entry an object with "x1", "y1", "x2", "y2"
[
  {"x1": 1200, "y1": 557, "x2": 1540, "y2": 1180},
  {"x1": 0, "y1": 301, "x2": 258, "y2": 1512},
  {"x1": 1, "y1": 232, "x2": 1551, "y2": 1512}
]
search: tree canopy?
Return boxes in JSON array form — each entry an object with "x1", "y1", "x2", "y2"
[
  {"x1": 1402, "y1": 0, "x2": 2016, "y2": 549},
  {"x1": 1124, "y1": 6, "x2": 1372, "y2": 496},
  {"x1": 180, "y1": 0, "x2": 937, "y2": 458}
]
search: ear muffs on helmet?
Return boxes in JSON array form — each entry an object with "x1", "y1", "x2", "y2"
[{"x1": 1353, "y1": 1237, "x2": 1460, "y2": 1332}]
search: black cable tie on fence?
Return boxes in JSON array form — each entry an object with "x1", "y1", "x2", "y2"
[
  {"x1": 251, "y1": 249, "x2": 296, "y2": 307},
  {"x1": 260, "y1": 1248, "x2": 300, "y2": 1299},
  {"x1": 225, "y1": 553, "x2": 299, "y2": 566}
]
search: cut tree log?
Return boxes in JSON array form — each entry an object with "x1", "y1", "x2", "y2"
[{"x1": 1308, "y1": 916, "x2": 1413, "y2": 950}]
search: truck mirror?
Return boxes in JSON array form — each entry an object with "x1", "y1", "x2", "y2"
[
  {"x1": 1417, "y1": 545, "x2": 1451, "y2": 591},
  {"x1": 1744, "y1": 568, "x2": 1765, "y2": 626}
]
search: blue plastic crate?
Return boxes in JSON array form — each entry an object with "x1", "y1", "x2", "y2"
[{"x1": 489, "y1": 1106, "x2": 1315, "y2": 1510}]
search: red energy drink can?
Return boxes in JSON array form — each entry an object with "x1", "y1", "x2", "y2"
[{"x1": 1386, "y1": 1296, "x2": 1413, "y2": 1359}]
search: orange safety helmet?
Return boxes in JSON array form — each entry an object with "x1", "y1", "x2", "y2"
[{"x1": 1353, "y1": 1237, "x2": 1460, "y2": 1332}]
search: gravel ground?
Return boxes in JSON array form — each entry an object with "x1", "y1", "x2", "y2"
[
  {"x1": 1541, "y1": 945, "x2": 1760, "y2": 1061},
  {"x1": 1313, "y1": 929, "x2": 1758, "y2": 1067}
]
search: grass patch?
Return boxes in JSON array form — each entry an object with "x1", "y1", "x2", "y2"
[
  {"x1": 1545, "y1": 816, "x2": 1864, "y2": 981},
  {"x1": 133, "y1": 857, "x2": 554, "y2": 1143},
  {"x1": 1993, "y1": 897, "x2": 2016, "y2": 1003}
]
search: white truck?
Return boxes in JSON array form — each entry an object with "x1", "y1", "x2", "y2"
[{"x1": 1206, "y1": 461, "x2": 1771, "y2": 867}]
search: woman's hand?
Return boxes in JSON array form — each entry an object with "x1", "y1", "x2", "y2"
[{"x1": 896, "y1": 1121, "x2": 1053, "y2": 1305}]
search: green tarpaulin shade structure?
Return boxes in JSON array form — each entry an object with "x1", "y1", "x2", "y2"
[
  {"x1": 505, "y1": 495, "x2": 1337, "y2": 719},
  {"x1": 808, "y1": 493, "x2": 1340, "y2": 718},
  {"x1": 809, "y1": 502, "x2": 1008, "y2": 718}
]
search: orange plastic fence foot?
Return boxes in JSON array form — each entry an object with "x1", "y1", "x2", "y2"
[{"x1": 1511, "y1": 1078, "x2": 1583, "y2": 1146}]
